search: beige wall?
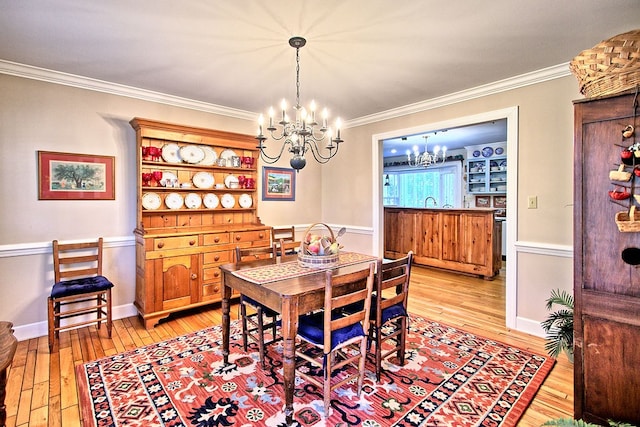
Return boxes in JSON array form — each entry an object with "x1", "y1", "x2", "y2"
[
  {"x1": 0, "y1": 73, "x2": 321, "y2": 336},
  {"x1": 1, "y1": 71, "x2": 579, "y2": 338}
]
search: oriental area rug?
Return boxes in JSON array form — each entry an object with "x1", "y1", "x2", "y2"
[{"x1": 76, "y1": 315, "x2": 554, "y2": 427}]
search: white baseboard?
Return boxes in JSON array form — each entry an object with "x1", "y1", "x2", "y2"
[
  {"x1": 514, "y1": 315, "x2": 545, "y2": 339},
  {"x1": 12, "y1": 303, "x2": 139, "y2": 342}
]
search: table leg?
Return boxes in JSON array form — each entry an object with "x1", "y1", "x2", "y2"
[
  {"x1": 221, "y1": 272, "x2": 231, "y2": 365},
  {"x1": 280, "y1": 298, "x2": 298, "y2": 425}
]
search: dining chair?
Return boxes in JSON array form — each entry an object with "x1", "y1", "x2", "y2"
[
  {"x1": 235, "y1": 244, "x2": 280, "y2": 367},
  {"x1": 295, "y1": 263, "x2": 375, "y2": 416},
  {"x1": 369, "y1": 251, "x2": 413, "y2": 381},
  {"x1": 278, "y1": 238, "x2": 301, "y2": 262},
  {"x1": 271, "y1": 226, "x2": 295, "y2": 244},
  {"x1": 47, "y1": 238, "x2": 114, "y2": 352}
]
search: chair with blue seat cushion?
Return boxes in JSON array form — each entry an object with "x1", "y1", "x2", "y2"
[
  {"x1": 47, "y1": 238, "x2": 114, "y2": 352},
  {"x1": 369, "y1": 251, "x2": 413, "y2": 381},
  {"x1": 295, "y1": 263, "x2": 375, "y2": 416},
  {"x1": 235, "y1": 244, "x2": 280, "y2": 367}
]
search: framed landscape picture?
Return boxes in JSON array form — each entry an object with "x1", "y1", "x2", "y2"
[
  {"x1": 38, "y1": 151, "x2": 115, "y2": 200},
  {"x1": 262, "y1": 166, "x2": 295, "y2": 201}
]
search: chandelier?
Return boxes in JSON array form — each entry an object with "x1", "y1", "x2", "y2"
[
  {"x1": 256, "y1": 36, "x2": 343, "y2": 171},
  {"x1": 406, "y1": 135, "x2": 446, "y2": 167}
]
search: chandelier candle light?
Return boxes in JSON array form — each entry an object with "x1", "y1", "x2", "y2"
[
  {"x1": 256, "y1": 36, "x2": 343, "y2": 171},
  {"x1": 407, "y1": 135, "x2": 446, "y2": 167}
]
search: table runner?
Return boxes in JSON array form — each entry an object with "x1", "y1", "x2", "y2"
[{"x1": 232, "y1": 251, "x2": 378, "y2": 284}]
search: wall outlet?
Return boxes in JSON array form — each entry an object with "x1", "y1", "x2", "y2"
[{"x1": 528, "y1": 196, "x2": 538, "y2": 209}]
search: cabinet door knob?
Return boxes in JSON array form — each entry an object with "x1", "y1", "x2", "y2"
[
  {"x1": 236, "y1": 236, "x2": 241, "y2": 241},
  {"x1": 214, "y1": 255, "x2": 220, "y2": 261},
  {"x1": 191, "y1": 273, "x2": 197, "y2": 280},
  {"x1": 214, "y1": 272, "x2": 220, "y2": 278},
  {"x1": 189, "y1": 240, "x2": 196, "y2": 246},
  {"x1": 157, "y1": 242, "x2": 164, "y2": 249},
  {"x1": 259, "y1": 233, "x2": 264, "y2": 238},
  {"x1": 214, "y1": 237, "x2": 220, "y2": 243}
]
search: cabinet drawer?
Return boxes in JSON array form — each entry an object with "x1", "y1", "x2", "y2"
[
  {"x1": 203, "y1": 266, "x2": 223, "y2": 282},
  {"x1": 231, "y1": 230, "x2": 270, "y2": 244},
  {"x1": 153, "y1": 235, "x2": 198, "y2": 250},
  {"x1": 203, "y1": 250, "x2": 231, "y2": 265},
  {"x1": 202, "y1": 232, "x2": 230, "y2": 246}
]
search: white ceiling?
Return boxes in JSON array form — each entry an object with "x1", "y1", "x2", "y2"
[{"x1": 1, "y1": 0, "x2": 639, "y2": 156}]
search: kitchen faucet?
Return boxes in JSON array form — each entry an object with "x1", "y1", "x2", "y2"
[{"x1": 424, "y1": 196, "x2": 437, "y2": 207}]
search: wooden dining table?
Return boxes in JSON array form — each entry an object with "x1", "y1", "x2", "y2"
[{"x1": 220, "y1": 252, "x2": 377, "y2": 425}]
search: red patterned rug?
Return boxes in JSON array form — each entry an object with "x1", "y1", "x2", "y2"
[{"x1": 76, "y1": 315, "x2": 554, "y2": 427}]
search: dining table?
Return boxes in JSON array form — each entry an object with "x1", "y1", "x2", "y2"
[{"x1": 220, "y1": 251, "x2": 378, "y2": 425}]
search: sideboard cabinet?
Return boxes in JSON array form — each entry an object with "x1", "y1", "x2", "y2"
[
  {"x1": 573, "y1": 91, "x2": 640, "y2": 424},
  {"x1": 130, "y1": 118, "x2": 270, "y2": 329}
]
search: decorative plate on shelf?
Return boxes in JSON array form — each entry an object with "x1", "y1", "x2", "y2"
[
  {"x1": 192, "y1": 172, "x2": 215, "y2": 189},
  {"x1": 165, "y1": 192, "x2": 184, "y2": 210},
  {"x1": 238, "y1": 193, "x2": 253, "y2": 208},
  {"x1": 224, "y1": 174, "x2": 239, "y2": 189},
  {"x1": 219, "y1": 149, "x2": 237, "y2": 162},
  {"x1": 198, "y1": 146, "x2": 218, "y2": 166},
  {"x1": 482, "y1": 146, "x2": 494, "y2": 157},
  {"x1": 473, "y1": 150, "x2": 481, "y2": 157},
  {"x1": 203, "y1": 193, "x2": 219, "y2": 209},
  {"x1": 495, "y1": 147, "x2": 504, "y2": 155},
  {"x1": 161, "y1": 143, "x2": 182, "y2": 163},
  {"x1": 184, "y1": 193, "x2": 202, "y2": 209},
  {"x1": 179, "y1": 145, "x2": 205, "y2": 164},
  {"x1": 141, "y1": 192, "x2": 162, "y2": 210},
  {"x1": 221, "y1": 193, "x2": 235, "y2": 209}
]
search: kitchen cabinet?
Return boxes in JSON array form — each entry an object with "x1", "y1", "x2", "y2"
[
  {"x1": 384, "y1": 208, "x2": 501, "y2": 279},
  {"x1": 466, "y1": 156, "x2": 507, "y2": 194},
  {"x1": 131, "y1": 118, "x2": 270, "y2": 328},
  {"x1": 573, "y1": 91, "x2": 640, "y2": 424}
]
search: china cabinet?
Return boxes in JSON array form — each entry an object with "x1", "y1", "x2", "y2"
[
  {"x1": 573, "y1": 91, "x2": 640, "y2": 424},
  {"x1": 466, "y1": 156, "x2": 507, "y2": 194},
  {"x1": 130, "y1": 118, "x2": 270, "y2": 329}
]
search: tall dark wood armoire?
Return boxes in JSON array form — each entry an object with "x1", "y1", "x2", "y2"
[{"x1": 574, "y1": 90, "x2": 640, "y2": 424}]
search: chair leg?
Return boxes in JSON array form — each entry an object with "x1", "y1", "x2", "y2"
[
  {"x1": 398, "y1": 317, "x2": 407, "y2": 366},
  {"x1": 357, "y1": 338, "x2": 368, "y2": 395},
  {"x1": 256, "y1": 307, "x2": 266, "y2": 368},
  {"x1": 375, "y1": 325, "x2": 382, "y2": 381},
  {"x1": 106, "y1": 289, "x2": 113, "y2": 338},
  {"x1": 47, "y1": 297, "x2": 55, "y2": 353},
  {"x1": 96, "y1": 294, "x2": 102, "y2": 330},
  {"x1": 323, "y1": 353, "x2": 331, "y2": 416},
  {"x1": 240, "y1": 301, "x2": 249, "y2": 352}
]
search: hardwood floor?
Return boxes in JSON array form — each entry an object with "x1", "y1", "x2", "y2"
[{"x1": 3, "y1": 264, "x2": 573, "y2": 426}]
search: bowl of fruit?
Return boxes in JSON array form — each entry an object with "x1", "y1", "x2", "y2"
[{"x1": 298, "y1": 223, "x2": 342, "y2": 268}]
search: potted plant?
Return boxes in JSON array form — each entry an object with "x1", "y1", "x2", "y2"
[{"x1": 541, "y1": 289, "x2": 574, "y2": 363}]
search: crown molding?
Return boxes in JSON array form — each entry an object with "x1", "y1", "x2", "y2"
[
  {"x1": 0, "y1": 59, "x2": 570, "y2": 128},
  {"x1": 0, "y1": 60, "x2": 256, "y2": 121},
  {"x1": 345, "y1": 63, "x2": 571, "y2": 128}
]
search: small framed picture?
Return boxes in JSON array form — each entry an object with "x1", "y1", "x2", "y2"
[
  {"x1": 493, "y1": 195, "x2": 507, "y2": 208},
  {"x1": 475, "y1": 195, "x2": 490, "y2": 208},
  {"x1": 262, "y1": 166, "x2": 296, "y2": 201},
  {"x1": 38, "y1": 151, "x2": 115, "y2": 200}
]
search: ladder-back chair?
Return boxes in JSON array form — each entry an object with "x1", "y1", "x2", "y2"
[
  {"x1": 370, "y1": 251, "x2": 413, "y2": 380},
  {"x1": 235, "y1": 244, "x2": 280, "y2": 367},
  {"x1": 295, "y1": 263, "x2": 375, "y2": 416},
  {"x1": 47, "y1": 238, "x2": 114, "y2": 352}
]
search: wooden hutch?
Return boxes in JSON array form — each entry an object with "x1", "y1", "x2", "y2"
[
  {"x1": 573, "y1": 90, "x2": 640, "y2": 424},
  {"x1": 130, "y1": 118, "x2": 270, "y2": 329}
]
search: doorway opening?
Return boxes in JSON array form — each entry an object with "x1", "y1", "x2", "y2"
[{"x1": 370, "y1": 107, "x2": 519, "y2": 328}]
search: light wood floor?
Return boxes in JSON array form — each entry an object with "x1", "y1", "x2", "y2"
[{"x1": 3, "y1": 264, "x2": 573, "y2": 427}]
